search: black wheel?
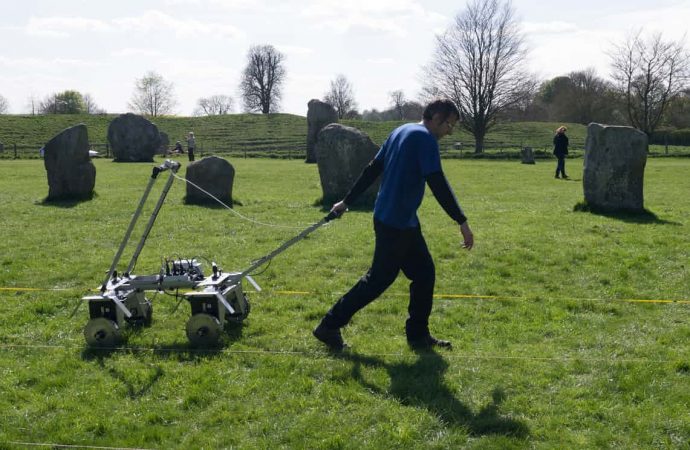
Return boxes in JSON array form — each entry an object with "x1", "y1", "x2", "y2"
[
  {"x1": 143, "y1": 302, "x2": 153, "y2": 326},
  {"x1": 186, "y1": 313, "x2": 221, "y2": 346},
  {"x1": 227, "y1": 294, "x2": 250, "y2": 323},
  {"x1": 84, "y1": 318, "x2": 122, "y2": 348}
]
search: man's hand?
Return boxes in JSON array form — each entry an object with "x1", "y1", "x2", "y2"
[
  {"x1": 460, "y1": 222, "x2": 474, "y2": 250},
  {"x1": 330, "y1": 200, "x2": 349, "y2": 218}
]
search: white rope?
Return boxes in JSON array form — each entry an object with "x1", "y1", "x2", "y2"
[{"x1": 173, "y1": 173, "x2": 313, "y2": 230}]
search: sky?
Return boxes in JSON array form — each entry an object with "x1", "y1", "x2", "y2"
[{"x1": 0, "y1": 0, "x2": 688, "y2": 116}]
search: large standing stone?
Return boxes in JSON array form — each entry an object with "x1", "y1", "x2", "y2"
[
  {"x1": 316, "y1": 123, "x2": 379, "y2": 207},
  {"x1": 306, "y1": 99, "x2": 338, "y2": 163},
  {"x1": 521, "y1": 146, "x2": 535, "y2": 164},
  {"x1": 583, "y1": 123, "x2": 648, "y2": 212},
  {"x1": 43, "y1": 124, "x2": 96, "y2": 200},
  {"x1": 185, "y1": 156, "x2": 235, "y2": 206},
  {"x1": 107, "y1": 113, "x2": 161, "y2": 162},
  {"x1": 159, "y1": 131, "x2": 170, "y2": 155}
]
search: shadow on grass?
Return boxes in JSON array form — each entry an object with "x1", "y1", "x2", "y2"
[
  {"x1": 573, "y1": 201, "x2": 681, "y2": 225},
  {"x1": 37, "y1": 192, "x2": 97, "y2": 208},
  {"x1": 338, "y1": 350, "x2": 529, "y2": 438}
]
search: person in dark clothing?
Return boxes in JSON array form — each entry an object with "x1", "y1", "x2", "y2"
[
  {"x1": 313, "y1": 99, "x2": 474, "y2": 351},
  {"x1": 553, "y1": 126, "x2": 569, "y2": 178},
  {"x1": 187, "y1": 131, "x2": 196, "y2": 162}
]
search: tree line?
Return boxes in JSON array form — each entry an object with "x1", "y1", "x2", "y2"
[{"x1": 1, "y1": 0, "x2": 688, "y2": 154}]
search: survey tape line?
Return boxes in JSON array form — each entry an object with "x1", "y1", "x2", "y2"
[
  {"x1": 2, "y1": 286, "x2": 689, "y2": 304},
  {"x1": 0, "y1": 342, "x2": 681, "y2": 365}
]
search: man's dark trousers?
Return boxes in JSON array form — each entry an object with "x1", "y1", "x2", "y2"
[{"x1": 323, "y1": 219, "x2": 435, "y2": 338}]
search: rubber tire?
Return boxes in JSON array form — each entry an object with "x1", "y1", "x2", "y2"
[
  {"x1": 84, "y1": 318, "x2": 121, "y2": 348},
  {"x1": 186, "y1": 313, "x2": 221, "y2": 346}
]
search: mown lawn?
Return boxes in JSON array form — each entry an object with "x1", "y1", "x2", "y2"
[{"x1": 0, "y1": 156, "x2": 688, "y2": 449}]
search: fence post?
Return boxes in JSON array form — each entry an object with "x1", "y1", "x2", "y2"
[{"x1": 14, "y1": 143, "x2": 17, "y2": 159}]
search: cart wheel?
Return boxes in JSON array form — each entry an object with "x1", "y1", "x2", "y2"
[
  {"x1": 227, "y1": 294, "x2": 251, "y2": 323},
  {"x1": 84, "y1": 318, "x2": 121, "y2": 348},
  {"x1": 143, "y1": 302, "x2": 153, "y2": 326},
  {"x1": 186, "y1": 313, "x2": 221, "y2": 346}
]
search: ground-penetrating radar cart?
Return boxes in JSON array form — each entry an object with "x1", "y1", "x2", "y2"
[{"x1": 81, "y1": 160, "x2": 338, "y2": 347}]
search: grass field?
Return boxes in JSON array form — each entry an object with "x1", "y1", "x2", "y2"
[{"x1": 0, "y1": 156, "x2": 689, "y2": 449}]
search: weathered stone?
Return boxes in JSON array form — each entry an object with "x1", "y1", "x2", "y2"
[
  {"x1": 43, "y1": 124, "x2": 96, "y2": 200},
  {"x1": 316, "y1": 123, "x2": 379, "y2": 207},
  {"x1": 107, "y1": 113, "x2": 161, "y2": 162},
  {"x1": 521, "y1": 146, "x2": 535, "y2": 164},
  {"x1": 185, "y1": 156, "x2": 235, "y2": 206},
  {"x1": 306, "y1": 99, "x2": 338, "y2": 163},
  {"x1": 583, "y1": 123, "x2": 648, "y2": 212}
]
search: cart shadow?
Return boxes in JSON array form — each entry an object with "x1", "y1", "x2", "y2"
[{"x1": 337, "y1": 350, "x2": 529, "y2": 438}]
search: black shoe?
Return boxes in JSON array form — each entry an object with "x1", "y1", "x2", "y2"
[
  {"x1": 407, "y1": 334, "x2": 452, "y2": 350},
  {"x1": 313, "y1": 321, "x2": 346, "y2": 351},
  {"x1": 555, "y1": 175, "x2": 560, "y2": 179}
]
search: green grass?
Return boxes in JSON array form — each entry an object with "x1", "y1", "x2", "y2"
[{"x1": 0, "y1": 157, "x2": 689, "y2": 448}]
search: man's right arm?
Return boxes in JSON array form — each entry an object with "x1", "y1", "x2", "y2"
[{"x1": 342, "y1": 158, "x2": 384, "y2": 206}]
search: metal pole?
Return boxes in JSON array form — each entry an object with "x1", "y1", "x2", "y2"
[{"x1": 125, "y1": 162, "x2": 180, "y2": 273}]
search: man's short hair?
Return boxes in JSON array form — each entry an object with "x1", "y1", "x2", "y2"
[{"x1": 422, "y1": 99, "x2": 460, "y2": 122}]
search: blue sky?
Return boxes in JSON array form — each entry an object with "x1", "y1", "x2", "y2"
[{"x1": 0, "y1": 0, "x2": 688, "y2": 116}]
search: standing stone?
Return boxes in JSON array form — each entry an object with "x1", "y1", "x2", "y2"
[
  {"x1": 316, "y1": 123, "x2": 379, "y2": 207},
  {"x1": 185, "y1": 156, "x2": 235, "y2": 206},
  {"x1": 107, "y1": 113, "x2": 161, "y2": 162},
  {"x1": 521, "y1": 146, "x2": 535, "y2": 164},
  {"x1": 306, "y1": 99, "x2": 338, "y2": 163},
  {"x1": 159, "y1": 131, "x2": 170, "y2": 155},
  {"x1": 43, "y1": 124, "x2": 96, "y2": 200},
  {"x1": 583, "y1": 123, "x2": 648, "y2": 212}
]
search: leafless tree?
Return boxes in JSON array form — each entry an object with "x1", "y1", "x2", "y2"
[
  {"x1": 422, "y1": 0, "x2": 536, "y2": 153},
  {"x1": 128, "y1": 71, "x2": 177, "y2": 117},
  {"x1": 194, "y1": 95, "x2": 235, "y2": 116},
  {"x1": 324, "y1": 74, "x2": 358, "y2": 119},
  {"x1": 83, "y1": 93, "x2": 106, "y2": 114},
  {"x1": 389, "y1": 90, "x2": 406, "y2": 120},
  {"x1": 0, "y1": 94, "x2": 8, "y2": 114},
  {"x1": 239, "y1": 44, "x2": 286, "y2": 114},
  {"x1": 609, "y1": 31, "x2": 689, "y2": 135}
]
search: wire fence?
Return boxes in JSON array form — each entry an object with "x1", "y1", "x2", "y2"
[{"x1": 1, "y1": 140, "x2": 689, "y2": 160}]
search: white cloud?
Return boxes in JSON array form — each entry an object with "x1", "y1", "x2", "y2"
[
  {"x1": 112, "y1": 10, "x2": 245, "y2": 39},
  {"x1": 111, "y1": 48, "x2": 163, "y2": 58},
  {"x1": 25, "y1": 16, "x2": 113, "y2": 37}
]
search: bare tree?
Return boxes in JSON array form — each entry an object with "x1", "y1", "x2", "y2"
[
  {"x1": 82, "y1": 94, "x2": 105, "y2": 114},
  {"x1": 0, "y1": 94, "x2": 8, "y2": 114},
  {"x1": 389, "y1": 90, "x2": 406, "y2": 120},
  {"x1": 239, "y1": 45, "x2": 286, "y2": 113},
  {"x1": 128, "y1": 71, "x2": 177, "y2": 117},
  {"x1": 323, "y1": 74, "x2": 358, "y2": 119},
  {"x1": 194, "y1": 95, "x2": 234, "y2": 116},
  {"x1": 610, "y1": 31, "x2": 689, "y2": 135},
  {"x1": 422, "y1": 0, "x2": 536, "y2": 153}
]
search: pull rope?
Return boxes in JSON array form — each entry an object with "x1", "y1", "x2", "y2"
[{"x1": 173, "y1": 173, "x2": 312, "y2": 230}]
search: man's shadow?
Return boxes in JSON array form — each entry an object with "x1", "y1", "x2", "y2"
[{"x1": 338, "y1": 350, "x2": 529, "y2": 438}]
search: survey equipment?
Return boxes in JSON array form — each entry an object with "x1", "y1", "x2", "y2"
[{"x1": 81, "y1": 160, "x2": 338, "y2": 347}]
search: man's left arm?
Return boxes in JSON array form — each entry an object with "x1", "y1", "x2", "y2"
[{"x1": 427, "y1": 171, "x2": 474, "y2": 249}]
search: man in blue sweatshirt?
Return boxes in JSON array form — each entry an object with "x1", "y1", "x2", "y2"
[{"x1": 314, "y1": 99, "x2": 474, "y2": 351}]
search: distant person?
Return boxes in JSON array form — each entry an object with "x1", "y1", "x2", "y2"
[
  {"x1": 187, "y1": 132, "x2": 196, "y2": 162},
  {"x1": 553, "y1": 126, "x2": 569, "y2": 179},
  {"x1": 174, "y1": 140, "x2": 183, "y2": 154},
  {"x1": 39, "y1": 146, "x2": 45, "y2": 158},
  {"x1": 312, "y1": 99, "x2": 474, "y2": 352}
]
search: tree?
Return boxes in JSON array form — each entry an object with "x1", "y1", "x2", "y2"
[
  {"x1": 83, "y1": 94, "x2": 105, "y2": 114},
  {"x1": 324, "y1": 74, "x2": 358, "y2": 119},
  {"x1": 422, "y1": 0, "x2": 536, "y2": 153},
  {"x1": 39, "y1": 90, "x2": 85, "y2": 114},
  {"x1": 0, "y1": 94, "x2": 8, "y2": 114},
  {"x1": 609, "y1": 31, "x2": 690, "y2": 135},
  {"x1": 535, "y1": 69, "x2": 619, "y2": 124},
  {"x1": 389, "y1": 90, "x2": 406, "y2": 120},
  {"x1": 239, "y1": 44, "x2": 286, "y2": 113},
  {"x1": 194, "y1": 95, "x2": 234, "y2": 116},
  {"x1": 128, "y1": 71, "x2": 177, "y2": 117}
]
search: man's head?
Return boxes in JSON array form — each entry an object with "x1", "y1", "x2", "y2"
[{"x1": 422, "y1": 99, "x2": 460, "y2": 140}]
